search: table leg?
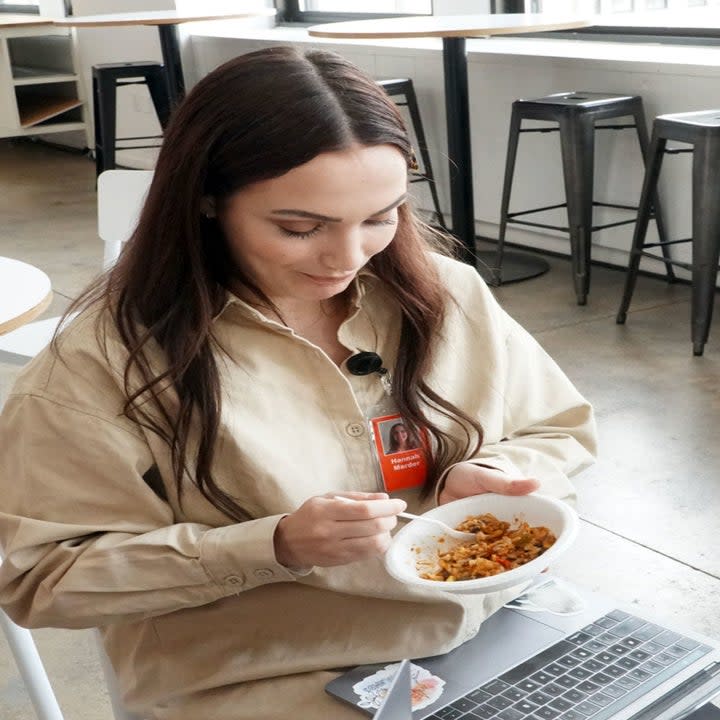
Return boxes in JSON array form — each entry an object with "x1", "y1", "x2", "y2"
[
  {"x1": 157, "y1": 24, "x2": 185, "y2": 106},
  {"x1": 443, "y1": 37, "x2": 474, "y2": 264},
  {"x1": 441, "y1": 37, "x2": 549, "y2": 284}
]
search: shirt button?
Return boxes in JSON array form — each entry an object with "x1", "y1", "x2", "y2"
[
  {"x1": 224, "y1": 574, "x2": 245, "y2": 587},
  {"x1": 253, "y1": 568, "x2": 274, "y2": 580},
  {"x1": 346, "y1": 422, "x2": 365, "y2": 437}
]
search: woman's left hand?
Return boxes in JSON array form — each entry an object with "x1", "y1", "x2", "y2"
[{"x1": 439, "y1": 462, "x2": 540, "y2": 505}]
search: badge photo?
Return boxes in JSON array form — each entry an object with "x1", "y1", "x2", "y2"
[{"x1": 370, "y1": 414, "x2": 428, "y2": 492}]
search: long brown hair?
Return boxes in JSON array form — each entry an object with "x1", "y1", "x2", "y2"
[{"x1": 61, "y1": 46, "x2": 483, "y2": 517}]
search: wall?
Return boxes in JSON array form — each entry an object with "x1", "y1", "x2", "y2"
[
  {"x1": 65, "y1": 0, "x2": 272, "y2": 164},
  {"x1": 189, "y1": 30, "x2": 720, "y2": 281}
]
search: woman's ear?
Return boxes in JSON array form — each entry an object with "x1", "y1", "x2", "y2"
[{"x1": 200, "y1": 196, "x2": 217, "y2": 218}]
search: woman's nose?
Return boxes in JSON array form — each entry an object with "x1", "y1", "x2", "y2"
[{"x1": 321, "y1": 229, "x2": 366, "y2": 270}]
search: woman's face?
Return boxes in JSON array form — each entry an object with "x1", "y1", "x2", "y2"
[
  {"x1": 216, "y1": 144, "x2": 408, "y2": 306},
  {"x1": 392, "y1": 425, "x2": 408, "y2": 444}
]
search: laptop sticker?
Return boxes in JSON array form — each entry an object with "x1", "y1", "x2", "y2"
[{"x1": 352, "y1": 661, "x2": 446, "y2": 711}]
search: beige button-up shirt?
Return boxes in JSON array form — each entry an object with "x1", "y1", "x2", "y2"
[{"x1": 0, "y1": 255, "x2": 596, "y2": 719}]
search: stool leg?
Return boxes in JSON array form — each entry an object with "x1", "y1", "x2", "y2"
[
  {"x1": 96, "y1": 72, "x2": 117, "y2": 175},
  {"x1": 92, "y1": 75, "x2": 104, "y2": 178},
  {"x1": 403, "y1": 83, "x2": 446, "y2": 230},
  {"x1": 632, "y1": 103, "x2": 676, "y2": 282},
  {"x1": 559, "y1": 114, "x2": 595, "y2": 305},
  {"x1": 617, "y1": 130, "x2": 667, "y2": 324},
  {"x1": 690, "y1": 136, "x2": 720, "y2": 356},
  {"x1": 146, "y1": 67, "x2": 172, "y2": 130},
  {"x1": 495, "y1": 104, "x2": 522, "y2": 286}
]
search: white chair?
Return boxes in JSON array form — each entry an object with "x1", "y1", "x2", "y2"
[
  {"x1": 97, "y1": 170, "x2": 154, "y2": 269},
  {"x1": 0, "y1": 170, "x2": 153, "y2": 360},
  {"x1": 0, "y1": 607, "x2": 65, "y2": 720},
  {"x1": 1, "y1": 171, "x2": 154, "y2": 719},
  {"x1": 0, "y1": 604, "x2": 143, "y2": 720}
]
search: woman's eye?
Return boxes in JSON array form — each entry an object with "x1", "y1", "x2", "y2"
[{"x1": 278, "y1": 224, "x2": 323, "y2": 239}]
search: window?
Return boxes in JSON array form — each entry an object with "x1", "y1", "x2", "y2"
[
  {"x1": 534, "y1": 0, "x2": 720, "y2": 11},
  {"x1": 278, "y1": 0, "x2": 431, "y2": 23},
  {"x1": 300, "y1": 0, "x2": 430, "y2": 10},
  {"x1": 0, "y1": 0, "x2": 40, "y2": 14}
]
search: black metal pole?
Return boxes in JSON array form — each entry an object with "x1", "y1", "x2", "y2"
[
  {"x1": 443, "y1": 36, "x2": 476, "y2": 264},
  {"x1": 158, "y1": 24, "x2": 185, "y2": 106}
]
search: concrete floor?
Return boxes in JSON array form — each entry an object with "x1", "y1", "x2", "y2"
[{"x1": 0, "y1": 138, "x2": 718, "y2": 719}]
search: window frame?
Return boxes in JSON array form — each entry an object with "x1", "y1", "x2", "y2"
[
  {"x1": 276, "y1": 0, "x2": 431, "y2": 25},
  {"x1": 0, "y1": 3, "x2": 40, "y2": 13}
]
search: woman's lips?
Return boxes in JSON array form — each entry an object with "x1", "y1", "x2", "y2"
[{"x1": 301, "y1": 272, "x2": 355, "y2": 285}]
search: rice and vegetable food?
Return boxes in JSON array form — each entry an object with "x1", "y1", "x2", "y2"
[{"x1": 420, "y1": 512, "x2": 556, "y2": 582}]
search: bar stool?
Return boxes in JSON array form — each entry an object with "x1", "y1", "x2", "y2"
[
  {"x1": 92, "y1": 62, "x2": 171, "y2": 177},
  {"x1": 617, "y1": 109, "x2": 720, "y2": 356},
  {"x1": 377, "y1": 78, "x2": 446, "y2": 230},
  {"x1": 497, "y1": 91, "x2": 674, "y2": 305}
]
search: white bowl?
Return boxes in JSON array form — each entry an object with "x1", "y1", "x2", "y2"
[{"x1": 384, "y1": 493, "x2": 579, "y2": 594}]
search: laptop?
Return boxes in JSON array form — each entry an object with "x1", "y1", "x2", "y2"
[
  {"x1": 375, "y1": 659, "x2": 413, "y2": 720},
  {"x1": 327, "y1": 577, "x2": 720, "y2": 720}
]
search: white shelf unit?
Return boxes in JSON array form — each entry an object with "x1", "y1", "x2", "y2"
[{"x1": 0, "y1": 22, "x2": 85, "y2": 138}]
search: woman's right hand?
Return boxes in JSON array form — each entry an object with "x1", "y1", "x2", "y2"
[{"x1": 273, "y1": 492, "x2": 406, "y2": 569}]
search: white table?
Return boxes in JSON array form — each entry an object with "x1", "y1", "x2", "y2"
[{"x1": 0, "y1": 257, "x2": 52, "y2": 336}]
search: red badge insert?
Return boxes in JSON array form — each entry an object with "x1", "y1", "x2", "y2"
[{"x1": 370, "y1": 414, "x2": 428, "y2": 491}]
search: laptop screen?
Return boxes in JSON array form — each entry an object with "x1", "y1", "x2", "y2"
[{"x1": 375, "y1": 659, "x2": 412, "y2": 720}]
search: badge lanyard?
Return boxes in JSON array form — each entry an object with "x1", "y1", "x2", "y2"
[{"x1": 347, "y1": 352, "x2": 428, "y2": 492}]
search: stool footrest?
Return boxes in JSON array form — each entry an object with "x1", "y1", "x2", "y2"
[
  {"x1": 593, "y1": 201, "x2": 638, "y2": 211},
  {"x1": 507, "y1": 202, "x2": 567, "y2": 218},
  {"x1": 113, "y1": 144, "x2": 163, "y2": 151},
  {"x1": 508, "y1": 200, "x2": 640, "y2": 220},
  {"x1": 113, "y1": 134, "x2": 163, "y2": 142},
  {"x1": 642, "y1": 238, "x2": 692, "y2": 248},
  {"x1": 507, "y1": 218, "x2": 568, "y2": 232},
  {"x1": 591, "y1": 218, "x2": 637, "y2": 231},
  {"x1": 634, "y1": 250, "x2": 693, "y2": 272},
  {"x1": 518, "y1": 123, "x2": 636, "y2": 134}
]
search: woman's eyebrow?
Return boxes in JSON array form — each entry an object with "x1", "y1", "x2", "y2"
[{"x1": 269, "y1": 193, "x2": 408, "y2": 222}]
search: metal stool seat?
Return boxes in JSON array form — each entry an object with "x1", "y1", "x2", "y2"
[
  {"x1": 92, "y1": 62, "x2": 171, "y2": 177},
  {"x1": 497, "y1": 91, "x2": 673, "y2": 304},
  {"x1": 617, "y1": 109, "x2": 720, "y2": 356},
  {"x1": 377, "y1": 78, "x2": 446, "y2": 230}
]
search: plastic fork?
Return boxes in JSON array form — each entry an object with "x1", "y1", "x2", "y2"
[{"x1": 397, "y1": 512, "x2": 476, "y2": 542}]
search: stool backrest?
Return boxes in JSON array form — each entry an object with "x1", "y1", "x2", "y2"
[{"x1": 97, "y1": 170, "x2": 154, "y2": 269}]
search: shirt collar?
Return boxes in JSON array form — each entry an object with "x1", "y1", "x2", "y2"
[{"x1": 211, "y1": 267, "x2": 380, "y2": 326}]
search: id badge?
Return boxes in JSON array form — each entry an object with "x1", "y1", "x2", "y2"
[{"x1": 369, "y1": 413, "x2": 428, "y2": 492}]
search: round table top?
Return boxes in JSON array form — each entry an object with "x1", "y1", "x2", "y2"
[
  {"x1": 308, "y1": 13, "x2": 591, "y2": 40},
  {"x1": 0, "y1": 257, "x2": 52, "y2": 336},
  {"x1": 54, "y1": 8, "x2": 275, "y2": 28}
]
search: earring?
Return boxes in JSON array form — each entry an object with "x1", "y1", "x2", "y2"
[{"x1": 408, "y1": 150, "x2": 419, "y2": 172}]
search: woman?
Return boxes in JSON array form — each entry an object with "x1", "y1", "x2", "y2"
[
  {"x1": 387, "y1": 421, "x2": 419, "y2": 454},
  {"x1": 0, "y1": 47, "x2": 596, "y2": 719}
]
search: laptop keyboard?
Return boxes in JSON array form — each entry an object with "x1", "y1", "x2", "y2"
[{"x1": 426, "y1": 609, "x2": 713, "y2": 720}]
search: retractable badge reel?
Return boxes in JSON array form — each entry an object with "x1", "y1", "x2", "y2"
[{"x1": 347, "y1": 352, "x2": 428, "y2": 492}]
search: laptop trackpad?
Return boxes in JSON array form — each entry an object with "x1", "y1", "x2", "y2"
[
  {"x1": 415, "y1": 607, "x2": 565, "y2": 705},
  {"x1": 325, "y1": 607, "x2": 566, "y2": 717}
]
